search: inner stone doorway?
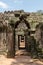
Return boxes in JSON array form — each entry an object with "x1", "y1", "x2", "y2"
[
  {"x1": 18, "y1": 35, "x2": 25, "y2": 49},
  {"x1": 16, "y1": 35, "x2": 28, "y2": 56}
]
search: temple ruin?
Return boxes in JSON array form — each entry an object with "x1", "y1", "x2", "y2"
[{"x1": 0, "y1": 10, "x2": 43, "y2": 58}]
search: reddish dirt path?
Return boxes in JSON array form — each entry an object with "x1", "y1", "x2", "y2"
[{"x1": 0, "y1": 55, "x2": 43, "y2": 65}]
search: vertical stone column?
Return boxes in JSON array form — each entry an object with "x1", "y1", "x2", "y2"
[
  {"x1": 15, "y1": 31, "x2": 19, "y2": 51},
  {"x1": 25, "y1": 29, "x2": 30, "y2": 51},
  {"x1": 7, "y1": 31, "x2": 15, "y2": 58}
]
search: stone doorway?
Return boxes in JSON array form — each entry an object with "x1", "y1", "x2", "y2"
[
  {"x1": 15, "y1": 15, "x2": 30, "y2": 56},
  {"x1": 18, "y1": 35, "x2": 25, "y2": 49},
  {"x1": 15, "y1": 35, "x2": 27, "y2": 56},
  {"x1": 6, "y1": 15, "x2": 31, "y2": 57}
]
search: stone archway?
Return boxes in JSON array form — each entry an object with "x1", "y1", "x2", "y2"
[{"x1": 15, "y1": 16, "x2": 30, "y2": 55}]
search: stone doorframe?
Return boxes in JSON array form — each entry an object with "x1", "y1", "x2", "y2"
[
  {"x1": 18, "y1": 35, "x2": 25, "y2": 49},
  {"x1": 15, "y1": 29, "x2": 26, "y2": 51},
  {"x1": 7, "y1": 15, "x2": 30, "y2": 58},
  {"x1": 14, "y1": 19, "x2": 30, "y2": 55}
]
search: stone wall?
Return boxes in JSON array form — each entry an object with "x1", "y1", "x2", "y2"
[
  {"x1": 0, "y1": 32, "x2": 7, "y2": 54},
  {"x1": 35, "y1": 24, "x2": 43, "y2": 49},
  {"x1": 34, "y1": 23, "x2": 43, "y2": 58}
]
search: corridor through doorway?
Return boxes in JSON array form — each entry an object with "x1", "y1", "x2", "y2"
[{"x1": 18, "y1": 35, "x2": 25, "y2": 49}]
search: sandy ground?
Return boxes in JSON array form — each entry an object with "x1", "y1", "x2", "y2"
[{"x1": 0, "y1": 55, "x2": 43, "y2": 65}]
